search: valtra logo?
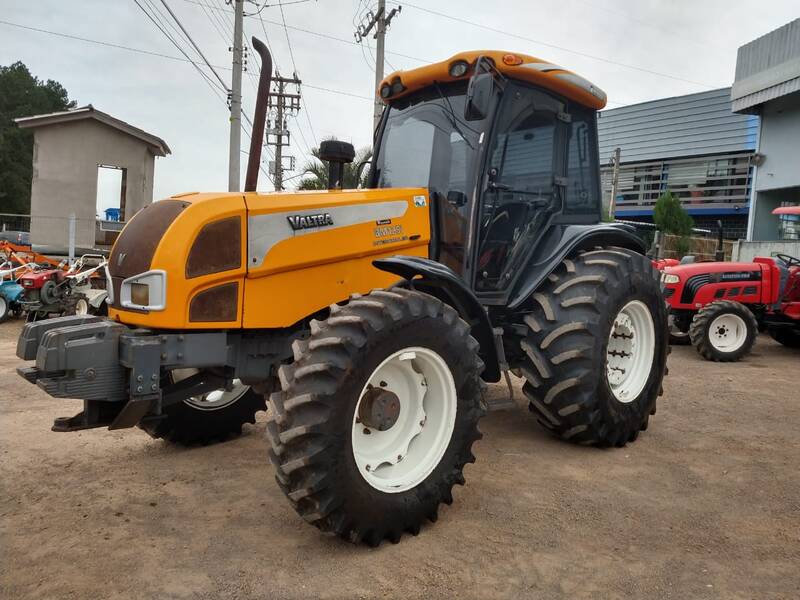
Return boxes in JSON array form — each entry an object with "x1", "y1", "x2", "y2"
[{"x1": 286, "y1": 213, "x2": 334, "y2": 231}]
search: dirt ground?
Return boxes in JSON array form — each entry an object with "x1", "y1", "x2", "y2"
[{"x1": 0, "y1": 319, "x2": 798, "y2": 600}]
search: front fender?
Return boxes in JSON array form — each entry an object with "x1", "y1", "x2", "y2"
[
  {"x1": 508, "y1": 223, "x2": 646, "y2": 309},
  {"x1": 373, "y1": 256, "x2": 501, "y2": 382}
]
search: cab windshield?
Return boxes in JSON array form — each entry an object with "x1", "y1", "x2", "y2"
[{"x1": 373, "y1": 81, "x2": 491, "y2": 271}]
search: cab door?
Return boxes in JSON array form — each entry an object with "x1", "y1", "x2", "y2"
[{"x1": 472, "y1": 83, "x2": 567, "y2": 295}]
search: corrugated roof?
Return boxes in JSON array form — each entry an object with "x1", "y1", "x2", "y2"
[
  {"x1": 598, "y1": 88, "x2": 758, "y2": 164},
  {"x1": 14, "y1": 105, "x2": 170, "y2": 156},
  {"x1": 731, "y1": 18, "x2": 800, "y2": 113}
]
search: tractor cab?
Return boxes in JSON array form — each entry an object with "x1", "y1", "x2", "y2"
[{"x1": 372, "y1": 51, "x2": 607, "y2": 301}]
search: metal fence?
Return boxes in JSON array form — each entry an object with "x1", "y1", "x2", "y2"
[
  {"x1": 0, "y1": 213, "x2": 31, "y2": 233},
  {"x1": 0, "y1": 213, "x2": 118, "y2": 255}
]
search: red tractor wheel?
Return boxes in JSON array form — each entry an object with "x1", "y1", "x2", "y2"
[{"x1": 688, "y1": 300, "x2": 758, "y2": 362}]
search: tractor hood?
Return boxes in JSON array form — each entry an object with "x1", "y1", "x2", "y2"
[
  {"x1": 663, "y1": 261, "x2": 764, "y2": 279},
  {"x1": 108, "y1": 188, "x2": 431, "y2": 330}
]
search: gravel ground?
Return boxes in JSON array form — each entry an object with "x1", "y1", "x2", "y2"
[{"x1": 1, "y1": 318, "x2": 798, "y2": 600}]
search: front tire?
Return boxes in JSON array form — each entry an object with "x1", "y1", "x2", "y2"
[
  {"x1": 266, "y1": 288, "x2": 484, "y2": 546},
  {"x1": 0, "y1": 296, "x2": 9, "y2": 323},
  {"x1": 139, "y1": 371, "x2": 268, "y2": 445},
  {"x1": 688, "y1": 300, "x2": 757, "y2": 362},
  {"x1": 519, "y1": 247, "x2": 669, "y2": 447},
  {"x1": 74, "y1": 297, "x2": 89, "y2": 316}
]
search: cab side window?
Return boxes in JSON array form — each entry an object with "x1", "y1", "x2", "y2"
[{"x1": 564, "y1": 107, "x2": 599, "y2": 215}]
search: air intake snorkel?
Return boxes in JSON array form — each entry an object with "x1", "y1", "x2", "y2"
[{"x1": 244, "y1": 37, "x2": 273, "y2": 192}]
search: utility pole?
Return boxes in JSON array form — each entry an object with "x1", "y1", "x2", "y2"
[
  {"x1": 227, "y1": 0, "x2": 244, "y2": 192},
  {"x1": 266, "y1": 74, "x2": 301, "y2": 190},
  {"x1": 355, "y1": 1, "x2": 401, "y2": 131},
  {"x1": 608, "y1": 147, "x2": 621, "y2": 220}
]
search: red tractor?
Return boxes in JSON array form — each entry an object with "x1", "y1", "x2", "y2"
[{"x1": 661, "y1": 253, "x2": 800, "y2": 361}]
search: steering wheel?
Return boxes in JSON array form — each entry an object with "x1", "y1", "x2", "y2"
[{"x1": 775, "y1": 253, "x2": 800, "y2": 267}]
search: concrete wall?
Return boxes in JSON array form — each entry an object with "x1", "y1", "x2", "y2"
[
  {"x1": 29, "y1": 120, "x2": 155, "y2": 248},
  {"x1": 731, "y1": 239, "x2": 800, "y2": 261},
  {"x1": 754, "y1": 94, "x2": 800, "y2": 192}
]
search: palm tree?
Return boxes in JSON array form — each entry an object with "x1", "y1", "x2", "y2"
[{"x1": 297, "y1": 140, "x2": 373, "y2": 190}]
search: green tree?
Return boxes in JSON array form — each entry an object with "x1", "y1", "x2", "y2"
[
  {"x1": 297, "y1": 140, "x2": 372, "y2": 190},
  {"x1": 0, "y1": 62, "x2": 75, "y2": 214},
  {"x1": 653, "y1": 190, "x2": 694, "y2": 256}
]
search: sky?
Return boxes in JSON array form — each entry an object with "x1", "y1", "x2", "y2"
[{"x1": 2, "y1": 0, "x2": 798, "y2": 201}]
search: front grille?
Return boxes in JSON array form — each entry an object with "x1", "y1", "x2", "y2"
[
  {"x1": 109, "y1": 199, "x2": 187, "y2": 310},
  {"x1": 663, "y1": 287, "x2": 675, "y2": 298}
]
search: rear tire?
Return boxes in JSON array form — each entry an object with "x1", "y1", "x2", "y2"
[
  {"x1": 769, "y1": 328, "x2": 800, "y2": 348},
  {"x1": 139, "y1": 373, "x2": 269, "y2": 445},
  {"x1": 688, "y1": 300, "x2": 757, "y2": 362},
  {"x1": 519, "y1": 247, "x2": 669, "y2": 447},
  {"x1": 266, "y1": 287, "x2": 484, "y2": 546}
]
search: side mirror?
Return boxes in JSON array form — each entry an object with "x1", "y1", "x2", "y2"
[{"x1": 464, "y1": 72, "x2": 493, "y2": 121}]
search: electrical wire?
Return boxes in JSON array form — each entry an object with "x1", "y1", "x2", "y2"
[
  {"x1": 179, "y1": 0, "x2": 426, "y2": 62},
  {"x1": 277, "y1": 1, "x2": 319, "y2": 148},
  {"x1": 392, "y1": 0, "x2": 717, "y2": 90},
  {"x1": 158, "y1": 0, "x2": 230, "y2": 90},
  {"x1": 132, "y1": 0, "x2": 227, "y2": 94}
]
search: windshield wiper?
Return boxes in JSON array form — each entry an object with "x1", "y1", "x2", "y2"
[{"x1": 432, "y1": 82, "x2": 478, "y2": 150}]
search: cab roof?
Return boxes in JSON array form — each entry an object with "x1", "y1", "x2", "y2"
[{"x1": 378, "y1": 50, "x2": 607, "y2": 110}]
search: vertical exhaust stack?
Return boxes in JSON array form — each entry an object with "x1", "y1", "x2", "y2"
[{"x1": 244, "y1": 37, "x2": 273, "y2": 192}]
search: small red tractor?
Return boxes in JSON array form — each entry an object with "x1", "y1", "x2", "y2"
[
  {"x1": 661, "y1": 252, "x2": 800, "y2": 361},
  {"x1": 17, "y1": 255, "x2": 109, "y2": 319}
]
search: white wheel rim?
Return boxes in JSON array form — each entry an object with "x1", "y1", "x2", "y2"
[
  {"x1": 352, "y1": 347, "x2": 457, "y2": 494},
  {"x1": 0, "y1": 297, "x2": 6, "y2": 314},
  {"x1": 172, "y1": 368, "x2": 250, "y2": 411},
  {"x1": 75, "y1": 298, "x2": 88, "y2": 315},
  {"x1": 708, "y1": 313, "x2": 748, "y2": 353},
  {"x1": 606, "y1": 300, "x2": 656, "y2": 403}
]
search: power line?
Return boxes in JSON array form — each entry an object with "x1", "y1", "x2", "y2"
[
  {"x1": 132, "y1": 0, "x2": 226, "y2": 93},
  {"x1": 304, "y1": 83, "x2": 371, "y2": 100},
  {"x1": 277, "y1": 1, "x2": 319, "y2": 147},
  {"x1": 178, "y1": 0, "x2": 426, "y2": 63},
  {"x1": 0, "y1": 20, "x2": 377, "y2": 101},
  {"x1": 392, "y1": 1, "x2": 717, "y2": 90},
  {"x1": 571, "y1": 0, "x2": 730, "y2": 55},
  {"x1": 0, "y1": 16, "x2": 640, "y2": 109},
  {"x1": 158, "y1": 0, "x2": 230, "y2": 90}
]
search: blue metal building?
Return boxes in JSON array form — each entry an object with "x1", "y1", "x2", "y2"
[{"x1": 597, "y1": 88, "x2": 760, "y2": 238}]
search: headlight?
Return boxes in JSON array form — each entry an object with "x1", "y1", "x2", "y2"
[
  {"x1": 661, "y1": 273, "x2": 680, "y2": 284},
  {"x1": 130, "y1": 282, "x2": 150, "y2": 306},
  {"x1": 449, "y1": 60, "x2": 469, "y2": 77},
  {"x1": 120, "y1": 270, "x2": 167, "y2": 311}
]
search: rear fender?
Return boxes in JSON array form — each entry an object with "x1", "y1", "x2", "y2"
[
  {"x1": 373, "y1": 256, "x2": 501, "y2": 382},
  {"x1": 508, "y1": 223, "x2": 645, "y2": 309}
]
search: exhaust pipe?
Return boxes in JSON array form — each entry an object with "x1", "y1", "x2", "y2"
[{"x1": 244, "y1": 37, "x2": 273, "y2": 193}]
